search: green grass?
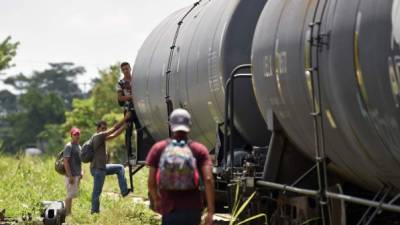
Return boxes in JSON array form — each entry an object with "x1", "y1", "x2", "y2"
[{"x1": 0, "y1": 155, "x2": 160, "y2": 225}]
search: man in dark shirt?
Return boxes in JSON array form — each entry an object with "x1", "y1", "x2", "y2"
[
  {"x1": 146, "y1": 108, "x2": 215, "y2": 225},
  {"x1": 90, "y1": 115, "x2": 130, "y2": 214},
  {"x1": 63, "y1": 127, "x2": 82, "y2": 216},
  {"x1": 116, "y1": 62, "x2": 143, "y2": 153}
]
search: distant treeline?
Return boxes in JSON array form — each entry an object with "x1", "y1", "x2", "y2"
[{"x1": 0, "y1": 36, "x2": 125, "y2": 155}]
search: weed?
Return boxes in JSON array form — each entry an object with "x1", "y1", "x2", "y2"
[{"x1": 229, "y1": 181, "x2": 268, "y2": 225}]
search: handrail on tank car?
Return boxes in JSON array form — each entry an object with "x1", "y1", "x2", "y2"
[
  {"x1": 164, "y1": 0, "x2": 202, "y2": 137},
  {"x1": 256, "y1": 180, "x2": 400, "y2": 214},
  {"x1": 223, "y1": 64, "x2": 252, "y2": 175}
]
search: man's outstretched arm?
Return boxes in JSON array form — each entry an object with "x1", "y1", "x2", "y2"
[
  {"x1": 104, "y1": 112, "x2": 130, "y2": 137},
  {"x1": 106, "y1": 123, "x2": 126, "y2": 140}
]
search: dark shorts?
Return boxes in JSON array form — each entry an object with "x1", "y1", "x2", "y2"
[{"x1": 161, "y1": 209, "x2": 202, "y2": 225}]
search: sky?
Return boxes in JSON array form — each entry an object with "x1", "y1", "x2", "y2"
[{"x1": 0, "y1": 0, "x2": 196, "y2": 92}]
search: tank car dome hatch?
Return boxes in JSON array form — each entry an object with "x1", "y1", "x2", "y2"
[
  {"x1": 252, "y1": 0, "x2": 400, "y2": 191},
  {"x1": 133, "y1": 0, "x2": 269, "y2": 148}
]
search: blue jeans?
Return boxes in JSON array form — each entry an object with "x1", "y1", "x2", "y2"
[
  {"x1": 161, "y1": 209, "x2": 202, "y2": 225},
  {"x1": 90, "y1": 164, "x2": 129, "y2": 213}
]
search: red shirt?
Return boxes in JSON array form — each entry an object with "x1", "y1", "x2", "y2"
[{"x1": 146, "y1": 139, "x2": 212, "y2": 215}]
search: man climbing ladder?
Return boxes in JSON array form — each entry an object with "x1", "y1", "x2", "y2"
[{"x1": 117, "y1": 62, "x2": 143, "y2": 191}]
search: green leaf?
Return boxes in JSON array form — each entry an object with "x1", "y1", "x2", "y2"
[
  {"x1": 233, "y1": 191, "x2": 256, "y2": 219},
  {"x1": 236, "y1": 213, "x2": 268, "y2": 225},
  {"x1": 0, "y1": 36, "x2": 19, "y2": 72},
  {"x1": 301, "y1": 217, "x2": 321, "y2": 224},
  {"x1": 229, "y1": 181, "x2": 241, "y2": 225}
]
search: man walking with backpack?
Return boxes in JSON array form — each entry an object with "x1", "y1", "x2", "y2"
[
  {"x1": 90, "y1": 115, "x2": 131, "y2": 214},
  {"x1": 146, "y1": 108, "x2": 215, "y2": 225},
  {"x1": 63, "y1": 127, "x2": 82, "y2": 216}
]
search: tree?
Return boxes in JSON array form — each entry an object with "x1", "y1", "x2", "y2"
[
  {"x1": 62, "y1": 64, "x2": 125, "y2": 158},
  {"x1": 0, "y1": 36, "x2": 19, "y2": 72},
  {"x1": 0, "y1": 36, "x2": 18, "y2": 129},
  {"x1": 62, "y1": 98, "x2": 97, "y2": 143},
  {"x1": 0, "y1": 62, "x2": 86, "y2": 153},
  {"x1": 91, "y1": 64, "x2": 121, "y2": 116},
  {"x1": 62, "y1": 64, "x2": 123, "y2": 136},
  {"x1": 4, "y1": 62, "x2": 85, "y2": 109},
  {"x1": 37, "y1": 124, "x2": 65, "y2": 154},
  {"x1": 0, "y1": 90, "x2": 17, "y2": 116},
  {"x1": 3, "y1": 89, "x2": 66, "y2": 152},
  {"x1": 1, "y1": 62, "x2": 125, "y2": 155}
]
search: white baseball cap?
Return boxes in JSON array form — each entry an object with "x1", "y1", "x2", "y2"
[{"x1": 169, "y1": 108, "x2": 191, "y2": 132}]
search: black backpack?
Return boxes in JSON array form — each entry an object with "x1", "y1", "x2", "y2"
[{"x1": 80, "y1": 136, "x2": 94, "y2": 163}]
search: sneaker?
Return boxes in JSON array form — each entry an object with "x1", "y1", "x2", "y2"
[{"x1": 122, "y1": 188, "x2": 132, "y2": 197}]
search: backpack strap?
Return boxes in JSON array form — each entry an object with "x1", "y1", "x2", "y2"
[
  {"x1": 169, "y1": 139, "x2": 197, "y2": 165},
  {"x1": 89, "y1": 134, "x2": 96, "y2": 150},
  {"x1": 160, "y1": 139, "x2": 194, "y2": 159}
]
